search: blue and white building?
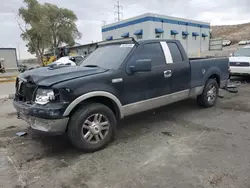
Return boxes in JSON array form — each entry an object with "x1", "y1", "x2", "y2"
[{"x1": 102, "y1": 13, "x2": 211, "y2": 56}]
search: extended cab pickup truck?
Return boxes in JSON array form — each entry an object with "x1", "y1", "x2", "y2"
[{"x1": 13, "y1": 38, "x2": 229, "y2": 151}]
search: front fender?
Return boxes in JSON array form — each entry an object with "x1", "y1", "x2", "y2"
[{"x1": 63, "y1": 91, "x2": 124, "y2": 118}]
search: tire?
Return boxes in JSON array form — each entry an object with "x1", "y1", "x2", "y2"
[
  {"x1": 197, "y1": 79, "x2": 219, "y2": 108},
  {"x1": 67, "y1": 103, "x2": 117, "y2": 152}
]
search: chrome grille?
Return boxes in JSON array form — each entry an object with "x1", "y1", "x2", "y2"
[
  {"x1": 16, "y1": 78, "x2": 37, "y2": 102},
  {"x1": 230, "y1": 62, "x2": 250, "y2": 67}
]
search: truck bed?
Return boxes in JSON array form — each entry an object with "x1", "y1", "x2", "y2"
[
  {"x1": 189, "y1": 57, "x2": 212, "y2": 60},
  {"x1": 189, "y1": 56, "x2": 227, "y2": 61},
  {"x1": 190, "y1": 57, "x2": 229, "y2": 89}
]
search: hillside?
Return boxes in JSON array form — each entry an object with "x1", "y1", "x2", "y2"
[{"x1": 211, "y1": 22, "x2": 250, "y2": 43}]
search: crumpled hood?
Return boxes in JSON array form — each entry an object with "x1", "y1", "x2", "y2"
[{"x1": 19, "y1": 66, "x2": 108, "y2": 86}]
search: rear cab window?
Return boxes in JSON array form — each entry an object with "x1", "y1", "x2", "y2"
[{"x1": 167, "y1": 42, "x2": 184, "y2": 63}]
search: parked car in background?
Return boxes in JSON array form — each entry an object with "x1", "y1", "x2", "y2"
[
  {"x1": 49, "y1": 57, "x2": 76, "y2": 67},
  {"x1": 223, "y1": 40, "x2": 232, "y2": 46},
  {"x1": 229, "y1": 45, "x2": 250, "y2": 76},
  {"x1": 13, "y1": 38, "x2": 229, "y2": 152},
  {"x1": 69, "y1": 55, "x2": 85, "y2": 65},
  {"x1": 49, "y1": 55, "x2": 84, "y2": 67},
  {"x1": 238, "y1": 40, "x2": 249, "y2": 45}
]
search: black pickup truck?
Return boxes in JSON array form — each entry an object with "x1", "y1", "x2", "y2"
[{"x1": 13, "y1": 38, "x2": 229, "y2": 151}]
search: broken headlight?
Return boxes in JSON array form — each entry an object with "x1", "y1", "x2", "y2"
[{"x1": 35, "y1": 89, "x2": 56, "y2": 105}]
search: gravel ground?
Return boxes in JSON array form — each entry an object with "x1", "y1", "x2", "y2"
[
  {"x1": 0, "y1": 82, "x2": 15, "y2": 99},
  {"x1": 1, "y1": 78, "x2": 250, "y2": 188}
]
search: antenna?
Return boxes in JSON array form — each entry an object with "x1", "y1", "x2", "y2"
[{"x1": 114, "y1": 1, "x2": 123, "y2": 22}]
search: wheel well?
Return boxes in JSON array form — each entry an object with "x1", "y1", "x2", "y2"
[
  {"x1": 208, "y1": 74, "x2": 220, "y2": 86},
  {"x1": 69, "y1": 96, "x2": 121, "y2": 120}
]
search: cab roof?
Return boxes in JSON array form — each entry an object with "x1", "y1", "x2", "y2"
[{"x1": 97, "y1": 37, "x2": 177, "y2": 46}]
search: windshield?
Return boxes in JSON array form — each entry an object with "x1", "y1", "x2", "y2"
[
  {"x1": 80, "y1": 44, "x2": 135, "y2": 69},
  {"x1": 234, "y1": 48, "x2": 250, "y2": 57}
]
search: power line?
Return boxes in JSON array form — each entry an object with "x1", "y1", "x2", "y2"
[{"x1": 114, "y1": 1, "x2": 123, "y2": 22}]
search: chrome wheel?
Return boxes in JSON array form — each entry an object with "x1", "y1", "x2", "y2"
[
  {"x1": 207, "y1": 85, "x2": 217, "y2": 103},
  {"x1": 82, "y1": 113, "x2": 110, "y2": 144}
]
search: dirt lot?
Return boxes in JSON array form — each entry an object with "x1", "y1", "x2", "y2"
[{"x1": 1, "y1": 78, "x2": 250, "y2": 188}]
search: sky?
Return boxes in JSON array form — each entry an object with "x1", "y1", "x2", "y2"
[{"x1": 1, "y1": 0, "x2": 250, "y2": 59}]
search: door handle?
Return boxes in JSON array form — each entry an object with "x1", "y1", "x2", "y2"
[{"x1": 164, "y1": 70, "x2": 172, "y2": 78}]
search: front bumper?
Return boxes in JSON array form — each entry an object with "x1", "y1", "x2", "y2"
[
  {"x1": 13, "y1": 100, "x2": 69, "y2": 134},
  {"x1": 18, "y1": 113, "x2": 69, "y2": 134},
  {"x1": 230, "y1": 66, "x2": 250, "y2": 76}
]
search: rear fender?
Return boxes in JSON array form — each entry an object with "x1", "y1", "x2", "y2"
[{"x1": 203, "y1": 67, "x2": 221, "y2": 84}]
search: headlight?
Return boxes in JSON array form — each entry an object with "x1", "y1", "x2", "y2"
[{"x1": 35, "y1": 89, "x2": 56, "y2": 105}]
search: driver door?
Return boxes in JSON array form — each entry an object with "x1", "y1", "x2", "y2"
[{"x1": 120, "y1": 42, "x2": 171, "y2": 108}]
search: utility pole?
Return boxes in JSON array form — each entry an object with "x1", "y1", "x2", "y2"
[
  {"x1": 17, "y1": 43, "x2": 21, "y2": 61},
  {"x1": 102, "y1": 20, "x2": 107, "y2": 26},
  {"x1": 114, "y1": 1, "x2": 123, "y2": 22}
]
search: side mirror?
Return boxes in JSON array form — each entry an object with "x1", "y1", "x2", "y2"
[
  {"x1": 129, "y1": 59, "x2": 152, "y2": 73},
  {"x1": 229, "y1": 53, "x2": 234, "y2": 57}
]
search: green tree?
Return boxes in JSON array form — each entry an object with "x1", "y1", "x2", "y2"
[
  {"x1": 18, "y1": 0, "x2": 81, "y2": 64},
  {"x1": 43, "y1": 3, "x2": 82, "y2": 52},
  {"x1": 18, "y1": 0, "x2": 49, "y2": 63}
]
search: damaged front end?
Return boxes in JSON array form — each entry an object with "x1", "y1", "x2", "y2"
[{"x1": 13, "y1": 77, "x2": 70, "y2": 134}]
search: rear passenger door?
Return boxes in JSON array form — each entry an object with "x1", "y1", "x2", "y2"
[{"x1": 166, "y1": 42, "x2": 191, "y2": 93}]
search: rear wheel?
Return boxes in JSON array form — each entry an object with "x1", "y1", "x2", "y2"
[
  {"x1": 68, "y1": 103, "x2": 116, "y2": 152},
  {"x1": 197, "y1": 79, "x2": 219, "y2": 108}
]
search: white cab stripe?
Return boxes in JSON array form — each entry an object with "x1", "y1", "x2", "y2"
[{"x1": 160, "y1": 41, "x2": 173, "y2": 64}]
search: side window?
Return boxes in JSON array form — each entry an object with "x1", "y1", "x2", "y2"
[
  {"x1": 131, "y1": 43, "x2": 165, "y2": 67},
  {"x1": 167, "y1": 42, "x2": 183, "y2": 62}
]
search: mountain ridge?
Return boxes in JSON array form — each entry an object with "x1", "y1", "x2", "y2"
[{"x1": 211, "y1": 22, "x2": 250, "y2": 43}]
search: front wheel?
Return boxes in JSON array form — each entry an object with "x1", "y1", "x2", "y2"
[
  {"x1": 67, "y1": 103, "x2": 117, "y2": 152},
  {"x1": 197, "y1": 79, "x2": 219, "y2": 108}
]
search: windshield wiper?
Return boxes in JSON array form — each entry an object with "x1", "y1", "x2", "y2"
[{"x1": 84, "y1": 65, "x2": 99, "y2": 68}]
